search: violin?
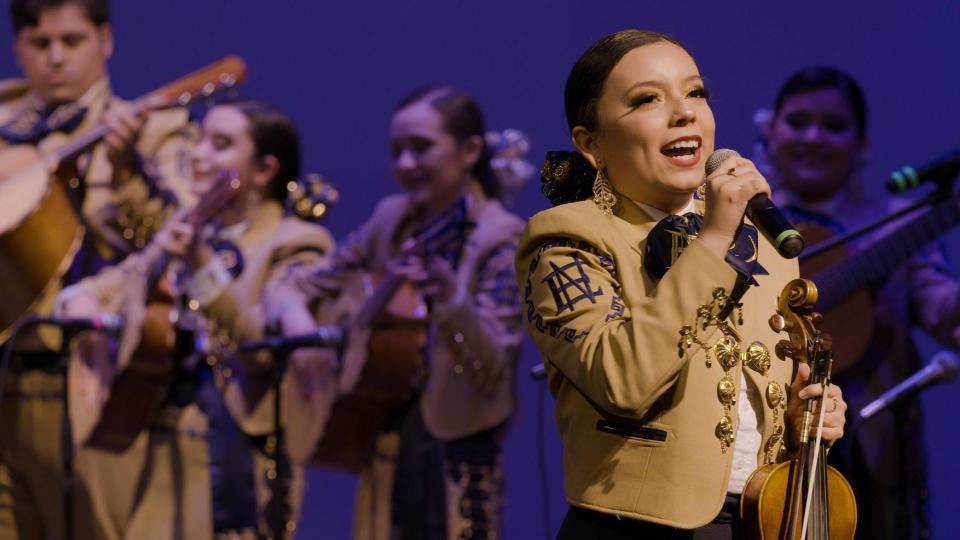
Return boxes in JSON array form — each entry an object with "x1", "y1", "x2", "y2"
[
  {"x1": 294, "y1": 198, "x2": 471, "y2": 471},
  {"x1": 740, "y1": 278, "x2": 858, "y2": 539}
]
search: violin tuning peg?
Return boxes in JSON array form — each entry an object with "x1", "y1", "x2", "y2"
[
  {"x1": 768, "y1": 313, "x2": 794, "y2": 333},
  {"x1": 775, "y1": 340, "x2": 798, "y2": 360}
]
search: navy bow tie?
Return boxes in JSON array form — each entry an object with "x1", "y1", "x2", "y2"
[
  {"x1": 643, "y1": 212, "x2": 767, "y2": 285},
  {"x1": 0, "y1": 102, "x2": 87, "y2": 144}
]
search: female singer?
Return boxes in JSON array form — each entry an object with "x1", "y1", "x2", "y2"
[
  {"x1": 58, "y1": 100, "x2": 334, "y2": 539},
  {"x1": 518, "y1": 30, "x2": 848, "y2": 538},
  {"x1": 266, "y1": 86, "x2": 525, "y2": 540}
]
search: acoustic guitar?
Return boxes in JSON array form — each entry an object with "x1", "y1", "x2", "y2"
[
  {"x1": 70, "y1": 171, "x2": 243, "y2": 452},
  {"x1": 292, "y1": 199, "x2": 471, "y2": 472},
  {"x1": 0, "y1": 56, "x2": 247, "y2": 343},
  {"x1": 799, "y1": 192, "x2": 960, "y2": 374}
]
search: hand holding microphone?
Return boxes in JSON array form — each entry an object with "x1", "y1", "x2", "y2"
[{"x1": 702, "y1": 149, "x2": 804, "y2": 259}]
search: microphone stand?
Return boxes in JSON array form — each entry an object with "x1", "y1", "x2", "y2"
[
  {"x1": 891, "y1": 401, "x2": 929, "y2": 540},
  {"x1": 58, "y1": 326, "x2": 75, "y2": 540},
  {"x1": 263, "y1": 346, "x2": 292, "y2": 540},
  {"x1": 23, "y1": 320, "x2": 84, "y2": 540},
  {"x1": 1, "y1": 317, "x2": 125, "y2": 540},
  {"x1": 237, "y1": 335, "x2": 342, "y2": 540}
]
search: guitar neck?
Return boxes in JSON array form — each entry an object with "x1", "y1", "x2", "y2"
[
  {"x1": 814, "y1": 199, "x2": 960, "y2": 311},
  {"x1": 47, "y1": 123, "x2": 110, "y2": 169},
  {"x1": 44, "y1": 55, "x2": 246, "y2": 171},
  {"x1": 357, "y1": 271, "x2": 406, "y2": 327}
]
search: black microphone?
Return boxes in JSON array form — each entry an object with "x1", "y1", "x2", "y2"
[
  {"x1": 236, "y1": 325, "x2": 345, "y2": 354},
  {"x1": 887, "y1": 149, "x2": 960, "y2": 193},
  {"x1": 22, "y1": 315, "x2": 123, "y2": 336},
  {"x1": 705, "y1": 149, "x2": 804, "y2": 259},
  {"x1": 859, "y1": 351, "x2": 959, "y2": 420}
]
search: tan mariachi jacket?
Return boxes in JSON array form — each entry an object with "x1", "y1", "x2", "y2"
[
  {"x1": 270, "y1": 189, "x2": 525, "y2": 441},
  {"x1": 0, "y1": 77, "x2": 193, "y2": 350},
  {"x1": 515, "y1": 197, "x2": 800, "y2": 528},
  {"x1": 58, "y1": 200, "x2": 333, "y2": 537},
  {"x1": 59, "y1": 200, "x2": 334, "y2": 432},
  {"x1": 0, "y1": 77, "x2": 194, "y2": 256}
]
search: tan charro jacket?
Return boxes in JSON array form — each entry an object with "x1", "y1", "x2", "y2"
[
  {"x1": 0, "y1": 77, "x2": 193, "y2": 350},
  {"x1": 58, "y1": 200, "x2": 334, "y2": 538},
  {"x1": 58, "y1": 200, "x2": 334, "y2": 432},
  {"x1": 515, "y1": 197, "x2": 800, "y2": 528},
  {"x1": 269, "y1": 189, "x2": 525, "y2": 441},
  {"x1": 0, "y1": 77, "x2": 194, "y2": 254}
]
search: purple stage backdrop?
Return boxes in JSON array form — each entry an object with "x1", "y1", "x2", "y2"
[{"x1": 3, "y1": 1, "x2": 958, "y2": 537}]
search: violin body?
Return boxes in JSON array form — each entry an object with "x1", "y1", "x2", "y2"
[
  {"x1": 741, "y1": 459, "x2": 857, "y2": 540},
  {"x1": 740, "y1": 278, "x2": 857, "y2": 540}
]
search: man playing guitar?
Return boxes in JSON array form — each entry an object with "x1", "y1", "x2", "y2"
[
  {"x1": 760, "y1": 66, "x2": 960, "y2": 540},
  {"x1": 0, "y1": 0, "x2": 193, "y2": 538}
]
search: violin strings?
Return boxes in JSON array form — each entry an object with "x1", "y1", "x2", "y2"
[{"x1": 800, "y1": 380, "x2": 830, "y2": 539}]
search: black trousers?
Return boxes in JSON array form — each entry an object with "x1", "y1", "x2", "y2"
[{"x1": 557, "y1": 495, "x2": 741, "y2": 540}]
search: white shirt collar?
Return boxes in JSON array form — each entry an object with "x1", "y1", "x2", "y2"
[{"x1": 630, "y1": 197, "x2": 697, "y2": 221}]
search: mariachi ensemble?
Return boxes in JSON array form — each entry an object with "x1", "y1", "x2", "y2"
[{"x1": 1, "y1": 1, "x2": 958, "y2": 539}]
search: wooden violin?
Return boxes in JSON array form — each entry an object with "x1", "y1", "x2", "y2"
[{"x1": 740, "y1": 278, "x2": 858, "y2": 539}]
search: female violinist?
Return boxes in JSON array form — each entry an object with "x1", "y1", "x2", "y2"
[{"x1": 517, "y1": 30, "x2": 848, "y2": 538}]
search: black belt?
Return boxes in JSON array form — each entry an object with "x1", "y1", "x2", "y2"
[{"x1": 559, "y1": 494, "x2": 742, "y2": 539}]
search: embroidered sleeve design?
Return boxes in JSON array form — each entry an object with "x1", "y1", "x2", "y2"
[
  {"x1": 543, "y1": 252, "x2": 603, "y2": 314},
  {"x1": 523, "y1": 237, "x2": 618, "y2": 343}
]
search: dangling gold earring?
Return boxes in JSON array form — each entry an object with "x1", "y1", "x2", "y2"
[
  {"x1": 592, "y1": 161, "x2": 617, "y2": 216},
  {"x1": 696, "y1": 181, "x2": 707, "y2": 201}
]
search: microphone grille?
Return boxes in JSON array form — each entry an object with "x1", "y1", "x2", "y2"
[{"x1": 705, "y1": 148, "x2": 740, "y2": 176}]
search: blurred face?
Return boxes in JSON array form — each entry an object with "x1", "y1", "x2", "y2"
[
  {"x1": 767, "y1": 88, "x2": 865, "y2": 203},
  {"x1": 577, "y1": 41, "x2": 715, "y2": 212},
  {"x1": 389, "y1": 100, "x2": 479, "y2": 213},
  {"x1": 13, "y1": 3, "x2": 112, "y2": 106},
  {"x1": 191, "y1": 105, "x2": 262, "y2": 199}
]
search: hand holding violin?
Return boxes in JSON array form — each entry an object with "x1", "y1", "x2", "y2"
[{"x1": 788, "y1": 361, "x2": 848, "y2": 447}]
